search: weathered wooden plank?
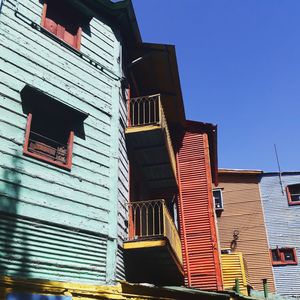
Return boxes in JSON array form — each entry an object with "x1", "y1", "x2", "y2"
[
  {"x1": 0, "y1": 50, "x2": 112, "y2": 116},
  {"x1": 0, "y1": 129, "x2": 111, "y2": 181},
  {"x1": 3, "y1": 20, "x2": 115, "y2": 95},
  {"x1": 0, "y1": 179, "x2": 110, "y2": 222},
  {"x1": 0, "y1": 195, "x2": 109, "y2": 234},
  {"x1": 0, "y1": 155, "x2": 110, "y2": 200},
  {"x1": 0, "y1": 30, "x2": 114, "y2": 103},
  {"x1": 0, "y1": 118, "x2": 112, "y2": 171},
  {"x1": 0, "y1": 90, "x2": 112, "y2": 142},
  {"x1": 0, "y1": 11, "x2": 115, "y2": 90},
  {"x1": 3, "y1": 0, "x2": 116, "y2": 68}
]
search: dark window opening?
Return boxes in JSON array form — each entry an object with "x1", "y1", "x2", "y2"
[
  {"x1": 286, "y1": 184, "x2": 300, "y2": 205},
  {"x1": 270, "y1": 248, "x2": 297, "y2": 266},
  {"x1": 271, "y1": 249, "x2": 281, "y2": 262},
  {"x1": 28, "y1": 114, "x2": 72, "y2": 165},
  {"x1": 213, "y1": 189, "x2": 224, "y2": 217},
  {"x1": 24, "y1": 112, "x2": 74, "y2": 170},
  {"x1": 21, "y1": 85, "x2": 88, "y2": 170},
  {"x1": 41, "y1": 0, "x2": 86, "y2": 50},
  {"x1": 284, "y1": 249, "x2": 295, "y2": 262}
]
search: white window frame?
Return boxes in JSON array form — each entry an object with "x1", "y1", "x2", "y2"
[{"x1": 213, "y1": 188, "x2": 224, "y2": 211}]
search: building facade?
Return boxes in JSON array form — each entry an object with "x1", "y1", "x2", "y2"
[
  {"x1": 0, "y1": 0, "x2": 226, "y2": 298},
  {"x1": 260, "y1": 172, "x2": 300, "y2": 297},
  {"x1": 216, "y1": 170, "x2": 275, "y2": 293},
  {"x1": 0, "y1": 0, "x2": 267, "y2": 299},
  {"x1": 122, "y1": 51, "x2": 223, "y2": 290},
  {"x1": 123, "y1": 44, "x2": 186, "y2": 286},
  {"x1": 0, "y1": 0, "x2": 141, "y2": 293}
]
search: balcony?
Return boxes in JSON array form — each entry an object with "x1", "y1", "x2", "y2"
[
  {"x1": 125, "y1": 94, "x2": 177, "y2": 189},
  {"x1": 124, "y1": 199, "x2": 184, "y2": 285}
]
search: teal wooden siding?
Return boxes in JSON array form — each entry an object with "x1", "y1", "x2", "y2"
[
  {"x1": 116, "y1": 95, "x2": 129, "y2": 280},
  {"x1": 0, "y1": 0, "x2": 128, "y2": 284}
]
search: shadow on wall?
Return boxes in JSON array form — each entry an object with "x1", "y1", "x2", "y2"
[
  {"x1": 0, "y1": 150, "x2": 30, "y2": 297},
  {"x1": 6, "y1": 294, "x2": 72, "y2": 300}
]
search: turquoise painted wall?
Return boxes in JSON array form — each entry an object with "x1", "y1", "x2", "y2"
[{"x1": 0, "y1": 0, "x2": 128, "y2": 284}]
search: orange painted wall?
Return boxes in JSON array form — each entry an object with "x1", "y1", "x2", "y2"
[{"x1": 216, "y1": 173, "x2": 275, "y2": 292}]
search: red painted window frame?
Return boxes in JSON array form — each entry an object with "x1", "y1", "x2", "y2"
[
  {"x1": 41, "y1": 1, "x2": 82, "y2": 51},
  {"x1": 286, "y1": 184, "x2": 300, "y2": 206},
  {"x1": 23, "y1": 113, "x2": 74, "y2": 170},
  {"x1": 270, "y1": 248, "x2": 298, "y2": 266}
]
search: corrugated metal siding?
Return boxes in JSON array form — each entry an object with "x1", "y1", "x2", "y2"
[
  {"x1": 0, "y1": 213, "x2": 107, "y2": 282},
  {"x1": 216, "y1": 174, "x2": 275, "y2": 292},
  {"x1": 221, "y1": 253, "x2": 248, "y2": 295},
  {"x1": 0, "y1": 0, "x2": 125, "y2": 284},
  {"x1": 177, "y1": 129, "x2": 223, "y2": 290},
  {"x1": 260, "y1": 174, "x2": 300, "y2": 297}
]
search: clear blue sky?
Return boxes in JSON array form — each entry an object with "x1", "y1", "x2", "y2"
[{"x1": 132, "y1": 0, "x2": 300, "y2": 172}]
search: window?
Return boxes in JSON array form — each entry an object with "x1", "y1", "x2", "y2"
[
  {"x1": 286, "y1": 184, "x2": 300, "y2": 206},
  {"x1": 24, "y1": 113, "x2": 74, "y2": 170},
  {"x1": 213, "y1": 189, "x2": 224, "y2": 217},
  {"x1": 270, "y1": 248, "x2": 297, "y2": 266},
  {"x1": 41, "y1": 0, "x2": 83, "y2": 50},
  {"x1": 21, "y1": 85, "x2": 88, "y2": 170}
]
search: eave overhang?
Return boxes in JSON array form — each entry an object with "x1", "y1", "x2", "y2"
[
  {"x1": 75, "y1": 0, "x2": 141, "y2": 47},
  {"x1": 219, "y1": 169, "x2": 263, "y2": 175},
  {"x1": 129, "y1": 43, "x2": 186, "y2": 125}
]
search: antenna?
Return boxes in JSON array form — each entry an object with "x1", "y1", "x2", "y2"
[{"x1": 274, "y1": 144, "x2": 284, "y2": 194}]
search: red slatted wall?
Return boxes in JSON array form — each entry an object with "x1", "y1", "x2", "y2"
[{"x1": 177, "y1": 127, "x2": 223, "y2": 291}]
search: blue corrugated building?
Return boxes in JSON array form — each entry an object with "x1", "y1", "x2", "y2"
[{"x1": 260, "y1": 172, "x2": 300, "y2": 297}]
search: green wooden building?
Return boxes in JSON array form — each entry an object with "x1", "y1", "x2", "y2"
[{"x1": 0, "y1": 0, "x2": 142, "y2": 289}]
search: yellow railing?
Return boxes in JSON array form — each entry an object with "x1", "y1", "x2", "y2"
[
  {"x1": 127, "y1": 94, "x2": 177, "y2": 180},
  {"x1": 128, "y1": 199, "x2": 183, "y2": 264},
  {"x1": 162, "y1": 202, "x2": 183, "y2": 264}
]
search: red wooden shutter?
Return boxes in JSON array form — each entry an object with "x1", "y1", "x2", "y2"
[
  {"x1": 177, "y1": 126, "x2": 223, "y2": 291},
  {"x1": 63, "y1": 29, "x2": 77, "y2": 48},
  {"x1": 44, "y1": 17, "x2": 58, "y2": 35},
  {"x1": 41, "y1": 0, "x2": 82, "y2": 50}
]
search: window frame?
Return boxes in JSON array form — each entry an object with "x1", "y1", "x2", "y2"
[
  {"x1": 286, "y1": 184, "x2": 300, "y2": 206},
  {"x1": 270, "y1": 248, "x2": 298, "y2": 266},
  {"x1": 41, "y1": 0, "x2": 82, "y2": 51},
  {"x1": 23, "y1": 113, "x2": 74, "y2": 170},
  {"x1": 213, "y1": 188, "x2": 224, "y2": 211}
]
